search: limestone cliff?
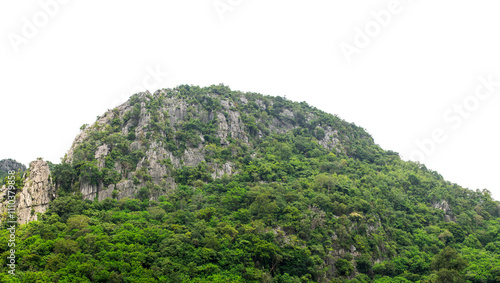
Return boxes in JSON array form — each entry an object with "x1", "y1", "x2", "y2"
[
  {"x1": 59, "y1": 85, "x2": 369, "y2": 203},
  {"x1": 0, "y1": 159, "x2": 56, "y2": 224},
  {"x1": 0, "y1": 86, "x2": 378, "y2": 224}
]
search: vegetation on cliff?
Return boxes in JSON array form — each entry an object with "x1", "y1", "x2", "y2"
[{"x1": 0, "y1": 85, "x2": 499, "y2": 282}]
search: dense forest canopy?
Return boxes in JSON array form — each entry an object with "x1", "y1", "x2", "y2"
[{"x1": 1, "y1": 85, "x2": 499, "y2": 282}]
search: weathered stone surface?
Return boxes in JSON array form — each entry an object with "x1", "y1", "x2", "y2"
[
  {"x1": 60, "y1": 90, "x2": 348, "y2": 204},
  {"x1": 81, "y1": 182, "x2": 102, "y2": 201},
  {"x1": 255, "y1": 99, "x2": 266, "y2": 109},
  {"x1": 281, "y1": 109, "x2": 295, "y2": 119},
  {"x1": 210, "y1": 162, "x2": 233, "y2": 179},
  {"x1": 115, "y1": 180, "x2": 136, "y2": 199},
  {"x1": 0, "y1": 159, "x2": 26, "y2": 173},
  {"x1": 317, "y1": 127, "x2": 341, "y2": 153},
  {"x1": 0, "y1": 159, "x2": 56, "y2": 224},
  {"x1": 227, "y1": 111, "x2": 248, "y2": 143},
  {"x1": 432, "y1": 200, "x2": 456, "y2": 222},
  {"x1": 64, "y1": 128, "x2": 89, "y2": 164},
  {"x1": 216, "y1": 112, "x2": 230, "y2": 143},
  {"x1": 95, "y1": 144, "x2": 110, "y2": 169},
  {"x1": 216, "y1": 111, "x2": 248, "y2": 144},
  {"x1": 182, "y1": 148, "x2": 206, "y2": 167}
]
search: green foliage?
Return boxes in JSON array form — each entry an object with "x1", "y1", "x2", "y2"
[
  {"x1": 3, "y1": 85, "x2": 499, "y2": 282},
  {"x1": 335, "y1": 258, "x2": 354, "y2": 276},
  {"x1": 52, "y1": 163, "x2": 77, "y2": 191},
  {"x1": 431, "y1": 247, "x2": 468, "y2": 272}
]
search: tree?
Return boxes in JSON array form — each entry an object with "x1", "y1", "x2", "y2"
[
  {"x1": 67, "y1": 215, "x2": 90, "y2": 230},
  {"x1": 356, "y1": 254, "x2": 373, "y2": 274},
  {"x1": 435, "y1": 268, "x2": 466, "y2": 283},
  {"x1": 335, "y1": 259, "x2": 354, "y2": 276},
  {"x1": 431, "y1": 247, "x2": 467, "y2": 271}
]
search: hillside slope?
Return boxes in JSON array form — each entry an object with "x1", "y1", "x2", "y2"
[{"x1": 0, "y1": 85, "x2": 499, "y2": 282}]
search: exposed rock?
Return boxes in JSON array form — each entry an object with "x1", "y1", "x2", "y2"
[
  {"x1": 0, "y1": 159, "x2": 56, "y2": 224},
  {"x1": 139, "y1": 141, "x2": 169, "y2": 183},
  {"x1": 216, "y1": 112, "x2": 230, "y2": 143},
  {"x1": 317, "y1": 127, "x2": 341, "y2": 153},
  {"x1": 81, "y1": 182, "x2": 102, "y2": 201},
  {"x1": 64, "y1": 128, "x2": 89, "y2": 164},
  {"x1": 215, "y1": 110, "x2": 249, "y2": 144},
  {"x1": 267, "y1": 115, "x2": 296, "y2": 135},
  {"x1": 166, "y1": 100, "x2": 188, "y2": 125},
  {"x1": 227, "y1": 111, "x2": 248, "y2": 143},
  {"x1": 95, "y1": 144, "x2": 110, "y2": 169},
  {"x1": 181, "y1": 148, "x2": 204, "y2": 167},
  {"x1": 210, "y1": 162, "x2": 233, "y2": 179},
  {"x1": 281, "y1": 109, "x2": 295, "y2": 119},
  {"x1": 98, "y1": 184, "x2": 115, "y2": 202},
  {"x1": 255, "y1": 99, "x2": 266, "y2": 109},
  {"x1": 115, "y1": 180, "x2": 137, "y2": 199},
  {"x1": 0, "y1": 159, "x2": 26, "y2": 173},
  {"x1": 432, "y1": 200, "x2": 456, "y2": 222},
  {"x1": 59, "y1": 89, "x2": 353, "y2": 204},
  {"x1": 432, "y1": 200, "x2": 450, "y2": 212},
  {"x1": 220, "y1": 99, "x2": 232, "y2": 109}
]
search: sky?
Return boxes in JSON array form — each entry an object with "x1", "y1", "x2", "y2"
[{"x1": 1, "y1": 0, "x2": 499, "y2": 200}]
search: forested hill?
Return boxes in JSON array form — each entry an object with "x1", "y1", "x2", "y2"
[{"x1": 1, "y1": 84, "x2": 499, "y2": 282}]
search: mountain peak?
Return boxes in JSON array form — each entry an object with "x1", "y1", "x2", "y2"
[{"x1": 59, "y1": 84, "x2": 378, "y2": 201}]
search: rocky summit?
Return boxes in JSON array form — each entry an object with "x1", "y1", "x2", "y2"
[{"x1": 59, "y1": 85, "x2": 369, "y2": 203}]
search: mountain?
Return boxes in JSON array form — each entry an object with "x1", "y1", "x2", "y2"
[
  {"x1": 0, "y1": 84, "x2": 499, "y2": 282},
  {"x1": 0, "y1": 158, "x2": 26, "y2": 186}
]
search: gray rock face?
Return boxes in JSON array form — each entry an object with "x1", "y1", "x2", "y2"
[
  {"x1": 61, "y1": 90, "x2": 349, "y2": 204},
  {"x1": 216, "y1": 110, "x2": 249, "y2": 144},
  {"x1": 317, "y1": 127, "x2": 341, "y2": 153},
  {"x1": 81, "y1": 182, "x2": 101, "y2": 201},
  {"x1": 142, "y1": 142, "x2": 169, "y2": 182},
  {"x1": 432, "y1": 200, "x2": 456, "y2": 222},
  {"x1": 95, "y1": 144, "x2": 110, "y2": 169},
  {"x1": 0, "y1": 159, "x2": 56, "y2": 224},
  {"x1": 63, "y1": 95, "x2": 138, "y2": 164},
  {"x1": 64, "y1": 126, "x2": 90, "y2": 164},
  {"x1": 210, "y1": 162, "x2": 233, "y2": 179},
  {"x1": 227, "y1": 111, "x2": 248, "y2": 143},
  {"x1": 0, "y1": 159, "x2": 26, "y2": 173}
]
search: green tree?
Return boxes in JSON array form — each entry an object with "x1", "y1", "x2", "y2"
[
  {"x1": 335, "y1": 259, "x2": 354, "y2": 276},
  {"x1": 431, "y1": 247, "x2": 468, "y2": 272}
]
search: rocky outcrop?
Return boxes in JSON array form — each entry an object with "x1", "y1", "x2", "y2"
[
  {"x1": 210, "y1": 161, "x2": 233, "y2": 179},
  {"x1": 0, "y1": 159, "x2": 26, "y2": 173},
  {"x1": 80, "y1": 182, "x2": 101, "y2": 201},
  {"x1": 95, "y1": 144, "x2": 110, "y2": 169},
  {"x1": 432, "y1": 200, "x2": 456, "y2": 222},
  {"x1": 317, "y1": 126, "x2": 341, "y2": 153},
  {"x1": 0, "y1": 159, "x2": 56, "y2": 224},
  {"x1": 60, "y1": 88, "x2": 354, "y2": 203},
  {"x1": 216, "y1": 111, "x2": 249, "y2": 144},
  {"x1": 64, "y1": 127, "x2": 89, "y2": 165}
]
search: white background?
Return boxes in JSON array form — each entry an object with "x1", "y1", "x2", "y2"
[{"x1": 1, "y1": 0, "x2": 499, "y2": 200}]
